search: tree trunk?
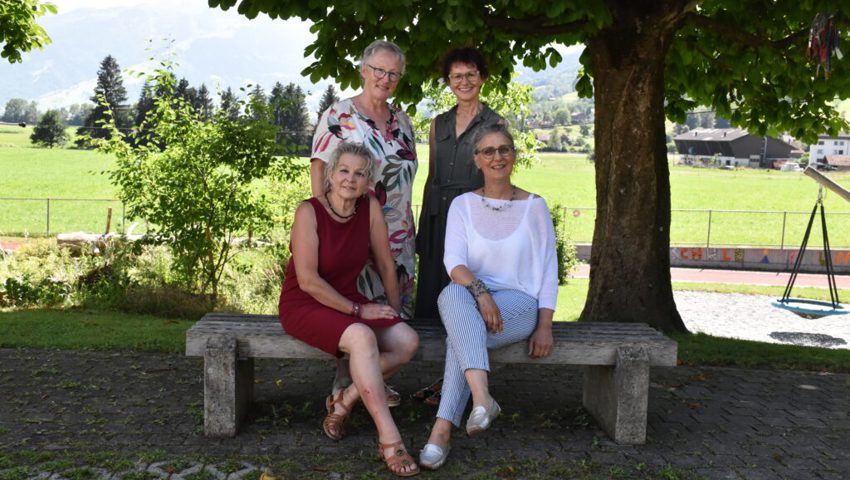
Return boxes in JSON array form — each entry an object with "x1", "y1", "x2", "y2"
[{"x1": 581, "y1": 2, "x2": 689, "y2": 333}]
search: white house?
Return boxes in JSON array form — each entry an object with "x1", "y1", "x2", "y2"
[{"x1": 809, "y1": 133, "x2": 850, "y2": 164}]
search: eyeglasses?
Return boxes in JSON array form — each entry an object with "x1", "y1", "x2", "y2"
[
  {"x1": 448, "y1": 71, "x2": 480, "y2": 83},
  {"x1": 475, "y1": 145, "x2": 515, "y2": 159},
  {"x1": 366, "y1": 64, "x2": 402, "y2": 82}
]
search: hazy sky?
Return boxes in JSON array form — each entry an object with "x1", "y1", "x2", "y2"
[
  {"x1": 2, "y1": 1, "x2": 581, "y2": 116},
  {"x1": 1, "y1": 0, "x2": 323, "y2": 111}
]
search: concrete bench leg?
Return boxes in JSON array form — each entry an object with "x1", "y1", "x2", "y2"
[
  {"x1": 203, "y1": 335, "x2": 254, "y2": 437},
  {"x1": 582, "y1": 346, "x2": 649, "y2": 445}
]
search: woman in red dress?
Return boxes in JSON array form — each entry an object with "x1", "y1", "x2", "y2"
[{"x1": 279, "y1": 142, "x2": 420, "y2": 477}]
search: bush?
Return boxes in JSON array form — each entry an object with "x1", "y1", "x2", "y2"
[
  {"x1": 0, "y1": 240, "x2": 76, "y2": 308},
  {"x1": 549, "y1": 203, "x2": 578, "y2": 285}
]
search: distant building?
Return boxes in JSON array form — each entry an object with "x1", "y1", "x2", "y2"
[
  {"x1": 824, "y1": 155, "x2": 850, "y2": 171},
  {"x1": 673, "y1": 128, "x2": 799, "y2": 168},
  {"x1": 809, "y1": 133, "x2": 850, "y2": 166}
]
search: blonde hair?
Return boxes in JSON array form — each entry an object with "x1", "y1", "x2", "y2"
[{"x1": 323, "y1": 142, "x2": 376, "y2": 192}]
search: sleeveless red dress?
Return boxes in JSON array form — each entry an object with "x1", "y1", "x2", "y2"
[{"x1": 278, "y1": 196, "x2": 401, "y2": 357}]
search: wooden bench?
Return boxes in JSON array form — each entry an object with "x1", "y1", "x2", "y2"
[{"x1": 185, "y1": 313, "x2": 677, "y2": 444}]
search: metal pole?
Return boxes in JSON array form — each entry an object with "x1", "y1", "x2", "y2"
[
  {"x1": 706, "y1": 210, "x2": 712, "y2": 248},
  {"x1": 46, "y1": 198, "x2": 50, "y2": 235},
  {"x1": 780, "y1": 211, "x2": 787, "y2": 250},
  {"x1": 804, "y1": 166, "x2": 850, "y2": 203}
]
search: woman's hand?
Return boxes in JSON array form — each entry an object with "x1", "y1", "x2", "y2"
[
  {"x1": 359, "y1": 303, "x2": 399, "y2": 320},
  {"x1": 477, "y1": 293, "x2": 503, "y2": 333},
  {"x1": 527, "y1": 324, "x2": 553, "y2": 358}
]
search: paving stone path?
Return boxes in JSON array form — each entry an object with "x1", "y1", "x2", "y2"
[{"x1": 1, "y1": 292, "x2": 849, "y2": 479}]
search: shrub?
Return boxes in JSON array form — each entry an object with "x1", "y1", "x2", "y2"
[{"x1": 549, "y1": 203, "x2": 578, "y2": 285}]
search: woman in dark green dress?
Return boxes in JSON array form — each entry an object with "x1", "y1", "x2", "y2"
[{"x1": 415, "y1": 47, "x2": 505, "y2": 322}]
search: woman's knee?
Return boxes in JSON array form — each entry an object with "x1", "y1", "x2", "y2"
[
  {"x1": 340, "y1": 323, "x2": 378, "y2": 352},
  {"x1": 389, "y1": 323, "x2": 419, "y2": 360}
]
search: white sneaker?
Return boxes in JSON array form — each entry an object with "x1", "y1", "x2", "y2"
[
  {"x1": 466, "y1": 398, "x2": 501, "y2": 435},
  {"x1": 419, "y1": 443, "x2": 450, "y2": 470}
]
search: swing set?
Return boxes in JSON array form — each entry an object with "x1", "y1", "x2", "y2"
[{"x1": 772, "y1": 167, "x2": 850, "y2": 319}]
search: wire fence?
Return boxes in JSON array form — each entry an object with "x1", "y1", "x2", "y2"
[
  {"x1": 0, "y1": 198, "x2": 131, "y2": 236},
  {"x1": 2, "y1": 197, "x2": 850, "y2": 249}
]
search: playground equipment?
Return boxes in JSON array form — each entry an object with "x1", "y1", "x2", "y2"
[{"x1": 772, "y1": 167, "x2": 849, "y2": 319}]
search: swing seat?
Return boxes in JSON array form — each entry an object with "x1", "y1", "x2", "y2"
[{"x1": 772, "y1": 298, "x2": 848, "y2": 319}]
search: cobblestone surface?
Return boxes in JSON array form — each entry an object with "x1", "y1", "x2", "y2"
[
  {"x1": 1, "y1": 349, "x2": 848, "y2": 479},
  {"x1": 1, "y1": 292, "x2": 849, "y2": 479}
]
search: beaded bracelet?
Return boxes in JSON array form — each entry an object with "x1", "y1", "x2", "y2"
[
  {"x1": 350, "y1": 302, "x2": 361, "y2": 318},
  {"x1": 465, "y1": 278, "x2": 490, "y2": 299}
]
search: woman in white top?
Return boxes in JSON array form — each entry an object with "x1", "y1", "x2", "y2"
[{"x1": 419, "y1": 124, "x2": 558, "y2": 470}]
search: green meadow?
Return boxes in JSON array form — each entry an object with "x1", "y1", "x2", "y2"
[{"x1": 3, "y1": 125, "x2": 850, "y2": 246}]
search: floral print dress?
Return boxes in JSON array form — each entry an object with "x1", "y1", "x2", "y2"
[{"x1": 312, "y1": 98, "x2": 418, "y2": 318}]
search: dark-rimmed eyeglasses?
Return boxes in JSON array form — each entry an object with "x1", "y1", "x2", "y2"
[
  {"x1": 475, "y1": 145, "x2": 515, "y2": 159},
  {"x1": 448, "y1": 71, "x2": 480, "y2": 83},
  {"x1": 366, "y1": 64, "x2": 402, "y2": 82}
]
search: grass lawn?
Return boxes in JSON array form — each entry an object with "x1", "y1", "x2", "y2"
[
  {"x1": 3, "y1": 281, "x2": 849, "y2": 372},
  {"x1": 3, "y1": 126, "x2": 850, "y2": 245}
]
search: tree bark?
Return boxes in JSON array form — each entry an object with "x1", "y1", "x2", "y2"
[{"x1": 581, "y1": 2, "x2": 689, "y2": 333}]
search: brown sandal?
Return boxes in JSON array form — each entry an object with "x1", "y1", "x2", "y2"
[
  {"x1": 322, "y1": 391, "x2": 351, "y2": 441},
  {"x1": 378, "y1": 440, "x2": 420, "y2": 477}
]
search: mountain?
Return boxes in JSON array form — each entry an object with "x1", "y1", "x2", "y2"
[
  {"x1": 0, "y1": 1, "x2": 583, "y2": 118},
  {"x1": 0, "y1": 1, "x2": 325, "y2": 115}
]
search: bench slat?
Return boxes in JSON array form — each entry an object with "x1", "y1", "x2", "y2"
[{"x1": 186, "y1": 314, "x2": 677, "y2": 366}]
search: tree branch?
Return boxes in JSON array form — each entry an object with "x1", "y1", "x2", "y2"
[
  {"x1": 483, "y1": 12, "x2": 587, "y2": 37},
  {"x1": 684, "y1": 12, "x2": 809, "y2": 50}
]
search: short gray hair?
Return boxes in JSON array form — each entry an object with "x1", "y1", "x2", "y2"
[
  {"x1": 472, "y1": 123, "x2": 515, "y2": 152},
  {"x1": 360, "y1": 40, "x2": 406, "y2": 74},
  {"x1": 323, "y1": 142, "x2": 376, "y2": 193}
]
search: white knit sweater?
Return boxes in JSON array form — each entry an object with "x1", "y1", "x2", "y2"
[{"x1": 443, "y1": 192, "x2": 559, "y2": 310}]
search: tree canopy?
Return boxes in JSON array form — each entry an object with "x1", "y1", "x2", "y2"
[
  {"x1": 0, "y1": 0, "x2": 56, "y2": 63},
  {"x1": 210, "y1": 0, "x2": 850, "y2": 332}
]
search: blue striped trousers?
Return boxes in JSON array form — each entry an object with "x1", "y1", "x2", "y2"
[{"x1": 436, "y1": 282, "x2": 539, "y2": 426}]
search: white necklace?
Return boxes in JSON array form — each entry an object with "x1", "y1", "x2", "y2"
[{"x1": 480, "y1": 186, "x2": 516, "y2": 212}]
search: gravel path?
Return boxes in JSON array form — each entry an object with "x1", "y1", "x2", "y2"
[{"x1": 675, "y1": 291, "x2": 850, "y2": 348}]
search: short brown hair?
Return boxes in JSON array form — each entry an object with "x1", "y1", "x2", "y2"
[{"x1": 441, "y1": 47, "x2": 489, "y2": 82}]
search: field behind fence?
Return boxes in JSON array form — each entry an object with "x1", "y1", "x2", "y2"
[{"x1": 3, "y1": 126, "x2": 850, "y2": 247}]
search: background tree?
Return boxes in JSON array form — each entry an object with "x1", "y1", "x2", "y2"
[
  {"x1": 211, "y1": 0, "x2": 850, "y2": 333},
  {"x1": 66, "y1": 103, "x2": 93, "y2": 126},
  {"x1": 316, "y1": 83, "x2": 339, "y2": 118},
  {"x1": 96, "y1": 67, "x2": 303, "y2": 304},
  {"x1": 174, "y1": 77, "x2": 199, "y2": 109},
  {"x1": 2, "y1": 98, "x2": 29, "y2": 123},
  {"x1": 196, "y1": 84, "x2": 214, "y2": 120},
  {"x1": 132, "y1": 81, "x2": 157, "y2": 145},
  {"x1": 548, "y1": 126, "x2": 564, "y2": 152},
  {"x1": 24, "y1": 100, "x2": 39, "y2": 124},
  {"x1": 30, "y1": 109, "x2": 67, "y2": 147},
  {"x1": 0, "y1": 0, "x2": 56, "y2": 63},
  {"x1": 219, "y1": 87, "x2": 240, "y2": 120},
  {"x1": 269, "y1": 81, "x2": 310, "y2": 154},
  {"x1": 246, "y1": 84, "x2": 266, "y2": 120},
  {"x1": 77, "y1": 55, "x2": 130, "y2": 145}
]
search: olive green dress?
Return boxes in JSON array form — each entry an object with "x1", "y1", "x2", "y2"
[{"x1": 414, "y1": 104, "x2": 503, "y2": 320}]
